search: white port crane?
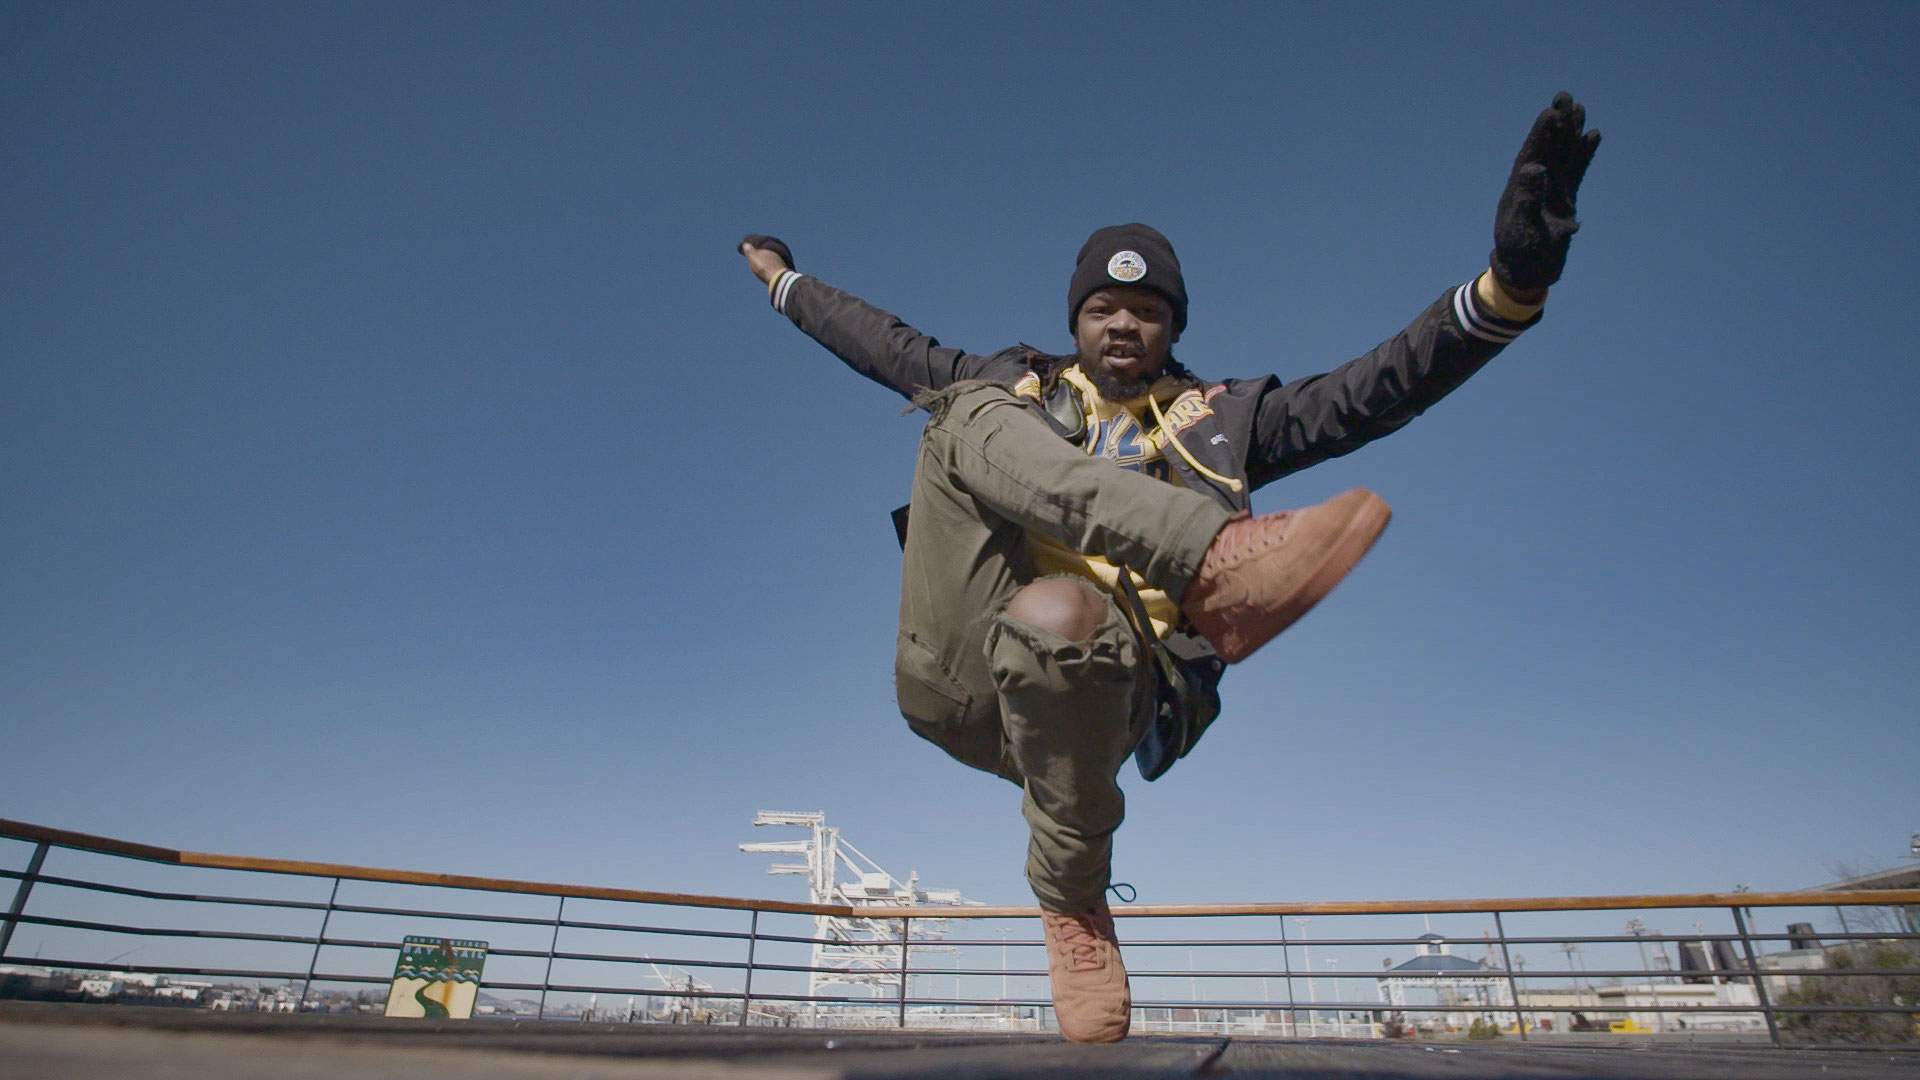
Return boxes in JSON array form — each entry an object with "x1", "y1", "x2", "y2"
[{"x1": 741, "y1": 810, "x2": 980, "y2": 1018}]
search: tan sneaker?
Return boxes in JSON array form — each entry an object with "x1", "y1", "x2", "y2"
[
  {"x1": 1180, "y1": 488, "x2": 1392, "y2": 663},
  {"x1": 1041, "y1": 899, "x2": 1131, "y2": 1043}
]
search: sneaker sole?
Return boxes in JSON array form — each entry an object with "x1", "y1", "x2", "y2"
[{"x1": 1218, "y1": 488, "x2": 1392, "y2": 662}]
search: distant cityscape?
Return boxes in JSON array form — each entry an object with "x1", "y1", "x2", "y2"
[{"x1": 0, "y1": 966, "x2": 740, "y2": 1023}]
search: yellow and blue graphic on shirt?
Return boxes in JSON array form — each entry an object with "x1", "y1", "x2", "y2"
[{"x1": 1087, "y1": 410, "x2": 1173, "y2": 480}]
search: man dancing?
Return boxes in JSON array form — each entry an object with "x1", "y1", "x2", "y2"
[{"x1": 739, "y1": 93, "x2": 1599, "y2": 1042}]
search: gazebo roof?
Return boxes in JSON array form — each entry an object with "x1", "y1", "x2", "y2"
[{"x1": 1387, "y1": 954, "x2": 1493, "y2": 973}]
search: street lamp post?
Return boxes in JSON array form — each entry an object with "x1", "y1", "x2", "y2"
[
  {"x1": 998, "y1": 927, "x2": 1012, "y2": 1008},
  {"x1": 1560, "y1": 941, "x2": 1588, "y2": 993},
  {"x1": 1693, "y1": 921, "x2": 1722, "y2": 987},
  {"x1": 1294, "y1": 918, "x2": 1316, "y2": 1037},
  {"x1": 1628, "y1": 919, "x2": 1663, "y2": 1032},
  {"x1": 1327, "y1": 958, "x2": 1343, "y2": 1037}
]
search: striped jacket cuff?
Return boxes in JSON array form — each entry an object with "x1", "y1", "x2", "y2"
[
  {"x1": 1451, "y1": 277, "x2": 1538, "y2": 345},
  {"x1": 768, "y1": 269, "x2": 806, "y2": 315}
]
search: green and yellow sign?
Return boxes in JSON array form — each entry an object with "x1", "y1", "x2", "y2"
[{"x1": 384, "y1": 936, "x2": 487, "y2": 1019}]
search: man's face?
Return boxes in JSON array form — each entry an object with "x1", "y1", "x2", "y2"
[{"x1": 1073, "y1": 286, "x2": 1179, "y2": 400}]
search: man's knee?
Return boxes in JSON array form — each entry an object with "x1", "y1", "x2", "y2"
[{"x1": 1004, "y1": 578, "x2": 1109, "y2": 643}]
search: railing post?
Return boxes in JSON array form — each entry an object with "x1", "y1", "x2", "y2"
[
  {"x1": 1492, "y1": 911, "x2": 1527, "y2": 1041},
  {"x1": 1278, "y1": 915, "x2": 1295, "y2": 1037},
  {"x1": 897, "y1": 917, "x2": 912, "y2": 1029},
  {"x1": 0, "y1": 841, "x2": 50, "y2": 960},
  {"x1": 739, "y1": 909, "x2": 759, "y2": 1027},
  {"x1": 296, "y1": 877, "x2": 342, "y2": 1011},
  {"x1": 538, "y1": 896, "x2": 565, "y2": 1020},
  {"x1": 1730, "y1": 906, "x2": 1781, "y2": 1046}
]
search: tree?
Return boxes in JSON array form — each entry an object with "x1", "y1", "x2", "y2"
[
  {"x1": 1779, "y1": 943, "x2": 1920, "y2": 1045},
  {"x1": 1466, "y1": 1016, "x2": 1503, "y2": 1040}
]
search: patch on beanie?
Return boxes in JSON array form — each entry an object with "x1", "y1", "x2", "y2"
[{"x1": 1106, "y1": 250, "x2": 1147, "y2": 283}]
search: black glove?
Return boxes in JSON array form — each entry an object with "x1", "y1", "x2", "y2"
[
  {"x1": 738, "y1": 234, "x2": 795, "y2": 271},
  {"x1": 1490, "y1": 92, "x2": 1601, "y2": 292}
]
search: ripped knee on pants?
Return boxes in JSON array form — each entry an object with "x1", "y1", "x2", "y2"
[{"x1": 1003, "y1": 578, "x2": 1108, "y2": 643}]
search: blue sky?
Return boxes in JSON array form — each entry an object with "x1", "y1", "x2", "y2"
[{"x1": 4, "y1": 1, "x2": 1915, "y2": 922}]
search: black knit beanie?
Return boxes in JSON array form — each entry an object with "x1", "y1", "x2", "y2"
[{"x1": 1067, "y1": 223, "x2": 1188, "y2": 334}]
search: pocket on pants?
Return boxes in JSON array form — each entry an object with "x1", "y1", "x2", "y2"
[{"x1": 895, "y1": 631, "x2": 1004, "y2": 776}]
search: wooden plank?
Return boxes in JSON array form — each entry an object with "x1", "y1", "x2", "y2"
[
  {"x1": 1218, "y1": 1039, "x2": 1920, "y2": 1078},
  {"x1": 0, "y1": 1006, "x2": 1230, "y2": 1079},
  {"x1": 789, "y1": 1036, "x2": 1225, "y2": 1077},
  {"x1": 12, "y1": 1003, "x2": 1919, "y2": 1079},
  {"x1": 177, "y1": 851, "x2": 851, "y2": 916},
  {"x1": 0, "y1": 818, "x2": 183, "y2": 864},
  {"x1": 0, "y1": 818, "x2": 849, "y2": 917},
  {"x1": 0, "y1": 1019, "x2": 846, "y2": 1080}
]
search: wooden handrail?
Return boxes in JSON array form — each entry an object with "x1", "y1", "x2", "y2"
[
  {"x1": 0, "y1": 818, "x2": 849, "y2": 918},
  {"x1": 872, "y1": 891, "x2": 1920, "y2": 920},
  {"x1": 7, "y1": 817, "x2": 1918, "y2": 921}
]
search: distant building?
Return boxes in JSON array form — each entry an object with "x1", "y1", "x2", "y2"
[
  {"x1": 1588, "y1": 981, "x2": 1761, "y2": 1033},
  {"x1": 1801, "y1": 864, "x2": 1920, "y2": 937},
  {"x1": 1508, "y1": 987, "x2": 1595, "y2": 1033},
  {"x1": 78, "y1": 978, "x2": 119, "y2": 999},
  {"x1": 1375, "y1": 934, "x2": 1515, "y2": 1031}
]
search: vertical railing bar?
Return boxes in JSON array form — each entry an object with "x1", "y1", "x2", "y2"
[
  {"x1": 739, "y1": 909, "x2": 759, "y2": 1027},
  {"x1": 1278, "y1": 915, "x2": 1294, "y2": 1037},
  {"x1": 0, "y1": 841, "x2": 51, "y2": 960},
  {"x1": 1730, "y1": 905, "x2": 1781, "y2": 1047},
  {"x1": 896, "y1": 917, "x2": 911, "y2": 1029},
  {"x1": 296, "y1": 877, "x2": 342, "y2": 1011},
  {"x1": 1493, "y1": 911, "x2": 1527, "y2": 1041},
  {"x1": 538, "y1": 896, "x2": 565, "y2": 1020}
]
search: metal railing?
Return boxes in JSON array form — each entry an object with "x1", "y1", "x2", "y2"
[{"x1": 2, "y1": 818, "x2": 1915, "y2": 1048}]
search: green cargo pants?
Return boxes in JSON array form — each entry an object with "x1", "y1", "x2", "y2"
[{"x1": 892, "y1": 383, "x2": 1233, "y2": 912}]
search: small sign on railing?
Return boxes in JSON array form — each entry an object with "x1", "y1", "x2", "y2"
[{"x1": 384, "y1": 936, "x2": 488, "y2": 1019}]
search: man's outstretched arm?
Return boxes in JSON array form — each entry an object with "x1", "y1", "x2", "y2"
[
  {"x1": 738, "y1": 235, "x2": 1011, "y2": 400},
  {"x1": 1242, "y1": 93, "x2": 1601, "y2": 488}
]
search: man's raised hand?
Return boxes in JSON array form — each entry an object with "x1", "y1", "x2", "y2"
[
  {"x1": 738, "y1": 234, "x2": 795, "y2": 287},
  {"x1": 1490, "y1": 92, "x2": 1601, "y2": 296}
]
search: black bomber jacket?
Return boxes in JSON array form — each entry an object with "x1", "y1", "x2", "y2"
[{"x1": 766, "y1": 268, "x2": 1542, "y2": 516}]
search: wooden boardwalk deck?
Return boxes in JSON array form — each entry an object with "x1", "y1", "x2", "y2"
[{"x1": 3, "y1": 1002, "x2": 1916, "y2": 1079}]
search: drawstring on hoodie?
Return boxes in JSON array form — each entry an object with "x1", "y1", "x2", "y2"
[{"x1": 1061, "y1": 366, "x2": 1245, "y2": 494}]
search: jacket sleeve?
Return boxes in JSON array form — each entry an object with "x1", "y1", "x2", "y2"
[
  {"x1": 1244, "y1": 277, "x2": 1542, "y2": 490},
  {"x1": 765, "y1": 269, "x2": 1011, "y2": 400}
]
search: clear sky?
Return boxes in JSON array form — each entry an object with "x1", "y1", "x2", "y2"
[{"x1": 4, "y1": 1, "x2": 1915, "y2": 919}]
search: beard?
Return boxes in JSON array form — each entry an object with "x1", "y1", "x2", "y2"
[{"x1": 1084, "y1": 365, "x2": 1157, "y2": 402}]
